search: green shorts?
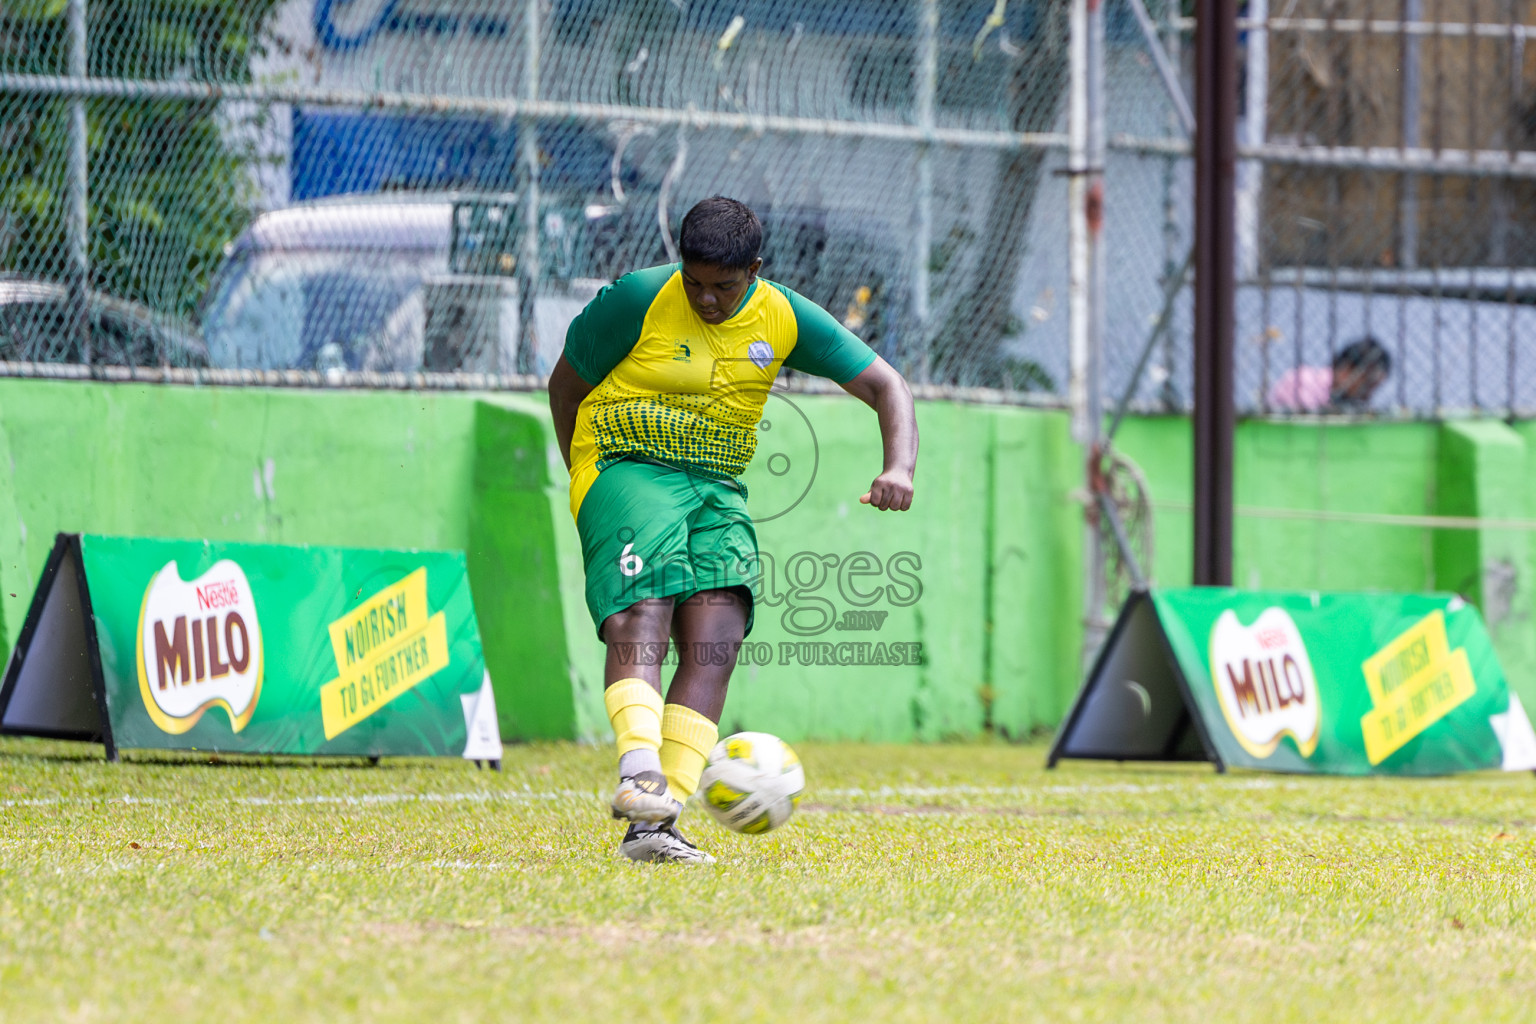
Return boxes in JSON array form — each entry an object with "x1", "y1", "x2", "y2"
[{"x1": 576, "y1": 458, "x2": 759, "y2": 639}]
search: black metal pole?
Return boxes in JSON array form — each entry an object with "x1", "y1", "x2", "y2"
[{"x1": 1193, "y1": 0, "x2": 1235, "y2": 587}]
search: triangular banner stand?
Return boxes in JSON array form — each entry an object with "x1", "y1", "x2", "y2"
[
  {"x1": 460, "y1": 669, "x2": 505, "y2": 768},
  {"x1": 0, "y1": 532, "x2": 503, "y2": 762},
  {"x1": 1489, "y1": 694, "x2": 1536, "y2": 771},
  {"x1": 0, "y1": 535, "x2": 115, "y2": 759},
  {"x1": 1048, "y1": 591, "x2": 1222, "y2": 771},
  {"x1": 1051, "y1": 587, "x2": 1536, "y2": 776}
]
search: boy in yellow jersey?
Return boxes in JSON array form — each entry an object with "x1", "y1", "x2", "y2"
[{"x1": 549, "y1": 196, "x2": 918, "y2": 863}]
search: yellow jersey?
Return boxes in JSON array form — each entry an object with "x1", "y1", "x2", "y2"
[{"x1": 562, "y1": 264, "x2": 876, "y2": 518}]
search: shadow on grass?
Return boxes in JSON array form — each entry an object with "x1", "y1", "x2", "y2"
[{"x1": 0, "y1": 736, "x2": 442, "y2": 771}]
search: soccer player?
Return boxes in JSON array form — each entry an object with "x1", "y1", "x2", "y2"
[{"x1": 548, "y1": 196, "x2": 918, "y2": 863}]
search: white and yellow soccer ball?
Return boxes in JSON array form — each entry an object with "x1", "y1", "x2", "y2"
[{"x1": 698, "y1": 731, "x2": 805, "y2": 835}]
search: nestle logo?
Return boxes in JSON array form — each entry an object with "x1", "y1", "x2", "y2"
[
  {"x1": 1255, "y1": 627, "x2": 1288, "y2": 651},
  {"x1": 195, "y1": 581, "x2": 241, "y2": 611}
]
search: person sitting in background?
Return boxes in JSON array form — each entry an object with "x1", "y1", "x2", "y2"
[{"x1": 1267, "y1": 337, "x2": 1392, "y2": 413}]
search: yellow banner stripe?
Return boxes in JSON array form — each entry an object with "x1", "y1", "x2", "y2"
[
  {"x1": 327, "y1": 567, "x2": 429, "y2": 673},
  {"x1": 320, "y1": 612, "x2": 449, "y2": 741},
  {"x1": 1359, "y1": 647, "x2": 1476, "y2": 766},
  {"x1": 1360, "y1": 610, "x2": 1450, "y2": 706}
]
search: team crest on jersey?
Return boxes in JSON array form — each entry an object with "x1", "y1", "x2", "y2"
[
  {"x1": 673, "y1": 341, "x2": 692, "y2": 362},
  {"x1": 747, "y1": 340, "x2": 773, "y2": 369}
]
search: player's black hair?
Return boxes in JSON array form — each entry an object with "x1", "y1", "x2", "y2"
[
  {"x1": 678, "y1": 196, "x2": 763, "y2": 270},
  {"x1": 1333, "y1": 336, "x2": 1391, "y2": 373}
]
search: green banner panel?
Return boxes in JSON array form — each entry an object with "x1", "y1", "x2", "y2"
[
  {"x1": 0, "y1": 534, "x2": 504, "y2": 761},
  {"x1": 1050, "y1": 588, "x2": 1536, "y2": 776}
]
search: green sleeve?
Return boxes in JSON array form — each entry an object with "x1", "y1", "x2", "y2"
[
  {"x1": 771, "y1": 281, "x2": 878, "y2": 384},
  {"x1": 562, "y1": 264, "x2": 675, "y2": 385}
]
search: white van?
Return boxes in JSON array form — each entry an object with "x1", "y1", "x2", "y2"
[{"x1": 200, "y1": 192, "x2": 600, "y2": 376}]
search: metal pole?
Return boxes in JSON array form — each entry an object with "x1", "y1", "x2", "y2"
[
  {"x1": 1067, "y1": 0, "x2": 1098, "y2": 445},
  {"x1": 1235, "y1": 0, "x2": 1267, "y2": 279},
  {"x1": 1193, "y1": 0, "x2": 1235, "y2": 587},
  {"x1": 1158, "y1": 1, "x2": 1184, "y2": 408},
  {"x1": 1108, "y1": 248, "x2": 1193, "y2": 444},
  {"x1": 1069, "y1": 0, "x2": 1093, "y2": 652},
  {"x1": 910, "y1": 0, "x2": 937, "y2": 385},
  {"x1": 66, "y1": 0, "x2": 89, "y2": 366},
  {"x1": 1072, "y1": 0, "x2": 1109, "y2": 654},
  {"x1": 1086, "y1": 0, "x2": 1105, "y2": 442},
  {"x1": 1086, "y1": 0, "x2": 1108, "y2": 627},
  {"x1": 1399, "y1": 0, "x2": 1423, "y2": 270},
  {"x1": 0, "y1": 71, "x2": 1097, "y2": 152},
  {"x1": 1491, "y1": 8, "x2": 1519, "y2": 267},
  {"x1": 1126, "y1": 0, "x2": 1194, "y2": 135},
  {"x1": 516, "y1": 0, "x2": 541, "y2": 376}
]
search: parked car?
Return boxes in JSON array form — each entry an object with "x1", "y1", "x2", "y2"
[
  {"x1": 200, "y1": 192, "x2": 600, "y2": 375},
  {"x1": 0, "y1": 275, "x2": 207, "y2": 367},
  {"x1": 201, "y1": 185, "x2": 908, "y2": 377}
]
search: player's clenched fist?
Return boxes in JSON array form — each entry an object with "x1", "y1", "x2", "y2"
[{"x1": 860, "y1": 470, "x2": 914, "y2": 511}]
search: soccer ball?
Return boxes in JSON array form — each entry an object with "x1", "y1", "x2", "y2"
[{"x1": 698, "y1": 731, "x2": 805, "y2": 835}]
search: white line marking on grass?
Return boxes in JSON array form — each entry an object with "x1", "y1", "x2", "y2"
[
  {"x1": 819, "y1": 782, "x2": 1175, "y2": 798},
  {"x1": 812, "y1": 779, "x2": 1299, "y2": 800},
  {"x1": 1, "y1": 789, "x2": 602, "y2": 812},
  {"x1": 413, "y1": 859, "x2": 506, "y2": 870},
  {"x1": 0, "y1": 778, "x2": 1300, "y2": 814},
  {"x1": 234, "y1": 789, "x2": 598, "y2": 807},
  {"x1": 815, "y1": 784, "x2": 1071, "y2": 799},
  {"x1": 309, "y1": 859, "x2": 510, "y2": 871}
]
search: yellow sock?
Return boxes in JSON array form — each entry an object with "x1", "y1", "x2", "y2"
[
  {"x1": 659, "y1": 703, "x2": 719, "y2": 802},
  {"x1": 604, "y1": 679, "x2": 663, "y2": 757}
]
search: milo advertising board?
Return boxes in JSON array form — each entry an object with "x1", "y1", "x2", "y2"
[
  {"x1": 1049, "y1": 588, "x2": 1536, "y2": 776},
  {"x1": 0, "y1": 534, "x2": 503, "y2": 762}
]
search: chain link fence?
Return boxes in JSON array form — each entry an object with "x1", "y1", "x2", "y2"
[
  {"x1": 1241, "y1": 0, "x2": 1536, "y2": 417},
  {"x1": 0, "y1": 0, "x2": 1081, "y2": 390},
  {"x1": 1, "y1": 1, "x2": 1533, "y2": 416}
]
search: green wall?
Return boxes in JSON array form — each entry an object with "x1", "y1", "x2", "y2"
[
  {"x1": 1116, "y1": 418, "x2": 1441, "y2": 593},
  {"x1": 0, "y1": 383, "x2": 480, "y2": 660},
  {"x1": 0, "y1": 379, "x2": 1531, "y2": 742},
  {"x1": 1115, "y1": 416, "x2": 1536, "y2": 709},
  {"x1": 1444, "y1": 421, "x2": 1536, "y2": 709},
  {"x1": 723, "y1": 397, "x2": 1084, "y2": 742},
  {"x1": 0, "y1": 380, "x2": 1084, "y2": 743}
]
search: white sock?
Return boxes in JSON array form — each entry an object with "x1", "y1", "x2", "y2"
[{"x1": 618, "y1": 748, "x2": 663, "y2": 780}]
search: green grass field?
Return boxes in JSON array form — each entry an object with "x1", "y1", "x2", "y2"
[{"x1": 3, "y1": 736, "x2": 1535, "y2": 1023}]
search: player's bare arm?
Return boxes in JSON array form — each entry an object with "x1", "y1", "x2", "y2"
[
  {"x1": 548, "y1": 353, "x2": 594, "y2": 471},
  {"x1": 839, "y1": 355, "x2": 918, "y2": 512}
]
